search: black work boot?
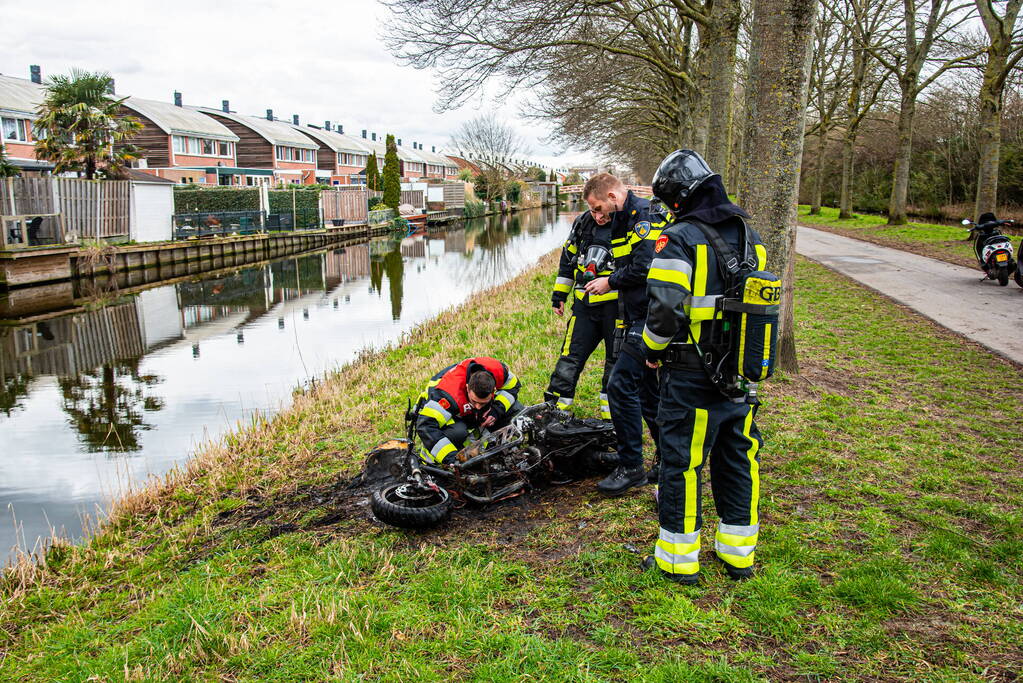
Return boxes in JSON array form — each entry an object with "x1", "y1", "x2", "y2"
[
  {"x1": 716, "y1": 554, "x2": 754, "y2": 581},
  {"x1": 597, "y1": 464, "x2": 646, "y2": 496},
  {"x1": 641, "y1": 555, "x2": 699, "y2": 585}
]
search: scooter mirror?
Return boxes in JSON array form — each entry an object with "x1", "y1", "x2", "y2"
[{"x1": 961, "y1": 219, "x2": 971, "y2": 225}]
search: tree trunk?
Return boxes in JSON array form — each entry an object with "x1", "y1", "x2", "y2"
[
  {"x1": 738, "y1": 0, "x2": 818, "y2": 374},
  {"x1": 887, "y1": 86, "x2": 916, "y2": 225},
  {"x1": 838, "y1": 131, "x2": 856, "y2": 219},
  {"x1": 975, "y1": 52, "x2": 1008, "y2": 218},
  {"x1": 810, "y1": 128, "x2": 826, "y2": 214},
  {"x1": 701, "y1": 0, "x2": 743, "y2": 182}
]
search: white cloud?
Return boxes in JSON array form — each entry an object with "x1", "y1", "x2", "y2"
[{"x1": 0, "y1": 0, "x2": 596, "y2": 170}]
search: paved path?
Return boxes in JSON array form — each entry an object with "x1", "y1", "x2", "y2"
[{"x1": 797, "y1": 225, "x2": 1023, "y2": 364}]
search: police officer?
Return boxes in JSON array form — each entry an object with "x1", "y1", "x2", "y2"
[
  {"x1": 641, "y1": 150, "x2": 767, "y2": 584},
  {"x1": 545, "y1": 210, "x2": 619, "y2": 419},
  {"x1": 582, "y1": 173, "x2": 670, "y2": 496}
]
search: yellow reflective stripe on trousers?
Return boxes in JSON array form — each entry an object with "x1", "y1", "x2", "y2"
[
  {"x1": 654, "y1": 528, "x2": 700, "y2": 575},
  {"x1": 419, "y1": 405, "x2": 448, "y2": 426},
  {"x1": 561, "y1": 315, "x2": 576, "y2": 356},
  {"x1": 683, "y1": 408, "x2": 708, "y2": 533},
  {"x1": 599, "y1": 392, "x2": 610, "y2": 419},
  {"x1": 743, "y1": 406, "x2": 761, "y2": 525},
  {"x1": 715, "y1": 521, "x2": 759, "y2": 569}
]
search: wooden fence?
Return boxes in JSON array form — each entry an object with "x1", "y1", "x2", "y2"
[
  {"x1": 320, "y1": 188, "x2": 368, "y2": 224},
  {"x1": 0, "y1": 177, "x2": 131, "y2": 245},
  {"x1": 401, "y1": 190, "x2": 425, "y2": 210}
]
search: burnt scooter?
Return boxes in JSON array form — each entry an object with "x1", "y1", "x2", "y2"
[
  {"x1": 963, "y1": 216, "x2": 1017, "y2": 286},
  {"x1": 358, "y1": 402, "x2": 618, "y2": 530}
]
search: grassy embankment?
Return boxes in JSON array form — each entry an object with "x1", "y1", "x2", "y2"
[
  {"x1": 797, "y1": 205, "x2": 988, "y2": 268},
  {"x1": 1, "y1": 253, "x2": 1022, "y2": 680}
]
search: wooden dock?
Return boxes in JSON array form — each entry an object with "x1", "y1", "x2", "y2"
[{"x1": 0, "y1": 223, "x2": 385, "y2": 290}]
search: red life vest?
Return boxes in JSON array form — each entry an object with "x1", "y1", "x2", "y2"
[{"x1": 434, "y1": 357, "x2": 507, "y2": 418}]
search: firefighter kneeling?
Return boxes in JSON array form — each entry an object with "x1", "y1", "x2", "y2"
[
  {"x1": 415, "y1": 356, "x2": 524, "y2": 467},
  {"x1": 641, "y1": 150, "x2": 779, "y2": 584}
]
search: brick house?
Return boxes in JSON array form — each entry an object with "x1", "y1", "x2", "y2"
[
  {"x1": 119, "y1": 95, "x2": 248, "y2": 185},
  {"x1": 0, "y1": 72, "x2": 53, "y2": 175},
  {"x1": 292, "y1": 122, "x2": 371, "y2": 185},
  {"x1": 197, "y1": 108, "x2": 319, "y2": 185}
]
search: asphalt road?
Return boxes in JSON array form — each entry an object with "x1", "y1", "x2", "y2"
[{"x1": 797, "y1": 225, "x2": 1023, "y2": 365}]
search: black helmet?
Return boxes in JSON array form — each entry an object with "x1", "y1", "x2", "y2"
[{"x1": 652, "y1": 149, "x2": 719, "y2": 207}]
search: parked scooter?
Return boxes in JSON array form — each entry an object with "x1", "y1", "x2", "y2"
[
  {"x1": 1016, "y1": 236, "x2": 1023, "y2": 288},
  {"x1": 962, "y1": 215, "x2": 1016, "y2": 286}
]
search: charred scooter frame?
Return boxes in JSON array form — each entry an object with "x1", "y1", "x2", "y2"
[{"x1": 366, "y1": 401, "x2": 618, "y2": 529}]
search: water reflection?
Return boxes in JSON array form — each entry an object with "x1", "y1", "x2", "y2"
[{"x1": 0, "y1": 207, "x2": 568, "y2": 562}]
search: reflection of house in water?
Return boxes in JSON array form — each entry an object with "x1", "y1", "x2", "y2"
[
  {"x1": 0, "y1": 301, "x2": 146, "y2": 379},
  {"x1": 399, "y1": 237, "x2": 427, "y2": 259},
  {"x1": 443, "y1": 229, "x2": 468, "y2": 254},
  {"x1": 324, "y1": 244, "x2": 370, "y2": 287}
]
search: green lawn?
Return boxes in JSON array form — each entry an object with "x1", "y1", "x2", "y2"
[
  {"x1": 1, "y1": 253, "x2": 1020, "y2": 681},
  {"x1": 798, "y1": 205, "x2": 983, "y2": 268}
]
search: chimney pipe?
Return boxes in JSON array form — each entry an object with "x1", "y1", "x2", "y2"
[
  {"x1": 362, "y1": 129, "x2": 367, "y2": 138},
  {"x1": 432, "y1": 145, "x2": 436, "y2": 153},
  {"x1": 293, "y1": 114, "x2": 299, "y2": 125},
  {"x1": 222, "y1": 100, "x2": 230, "y2": 112},
  {"x1": 174, "y1": 91, "x2": 182, "y2": 107},
  {"x1": 397, "y1": 138, "x2": 402, "y2": 146},
  {"x1": 266, "y1": 109, "x2": 273, "y2": 121},
  {"x1": 372, "y1": 133, "x2": 376, "y2": 141},
  {"x1": 29, "y1": 65, "x2": 42, "y2": 84},
  {"x1": 338, "y1": 124, "x2": 344, "y2": 134},
  {"x1": 324, "y1": 120, "x2": 331, "y2": 130}
]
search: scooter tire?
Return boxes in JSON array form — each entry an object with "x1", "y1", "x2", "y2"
[
  {"x1": 371, "y1": 482, "x2": 452, "y2": 530},
  {"x1": 998, "y1": 266, "x2": 1010, "y2": 286}
]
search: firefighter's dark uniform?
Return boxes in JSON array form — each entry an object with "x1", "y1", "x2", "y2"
[
  {"x1": 605, "y1": 191, "x2": 671, "y2": 470},
  {"x1": 415, "y1": 357, "x2": 523, "y2": 464},
  {"x1": 546, "y1": 211, "x2": 619, "y2": 419},
  {"x1": 641, "y1": 183, "x2": 767, "y2": 578}
]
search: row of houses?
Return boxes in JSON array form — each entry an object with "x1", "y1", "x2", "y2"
[{"x1": 1, "y1": 66, "x2": 544, "y2": 188}]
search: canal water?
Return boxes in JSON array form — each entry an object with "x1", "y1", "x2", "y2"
[{"x1": 0, "y1": 207, "x2": 570, "y2": 564}]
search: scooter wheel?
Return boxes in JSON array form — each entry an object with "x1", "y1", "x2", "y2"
[
  {"x1": 997, "y1": 266, "x2": 1010, "y2": 286},
  {"x1": 371, "y1": 482, "x2": 452, "y2": 529}
]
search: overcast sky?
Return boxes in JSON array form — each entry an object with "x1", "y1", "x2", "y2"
[{"x1": 0, "y1": 0, "x2": 595, "y2": 170}]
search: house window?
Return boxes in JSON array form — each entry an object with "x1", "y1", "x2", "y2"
[
  {"x1": 202, "y1": 139, "x2": 215, "y2": 155},
  {"x1": 217, "y1": 141, "x2": 231, "y2": 156},
  {"x1": 172, "y1": 135, "x2": 186, "y2": 153},
  {"x1": 3, "y1": 117, "x2": 28, "y2": 142}
]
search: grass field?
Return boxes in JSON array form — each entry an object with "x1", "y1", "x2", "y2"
[
  {"x1": 796, "y1": 205, "x2": 989, "y2": 268},
  {"x1": 1, "y1": 252, "x2": 1021, "y2": 681}
]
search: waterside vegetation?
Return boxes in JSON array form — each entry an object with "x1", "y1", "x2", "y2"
[{"x1": 1, "y1": 254, "x2": 1020, "y2": 680}]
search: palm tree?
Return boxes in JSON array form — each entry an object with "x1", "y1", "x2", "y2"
[
  {"x1": 0, "y1": 145, "x2": 19, "y2": 178},
  {"x1": 33, "y1": 69, "x2": 142, "y2": 180}
]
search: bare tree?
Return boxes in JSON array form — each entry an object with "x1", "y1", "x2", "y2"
[
  {"x1": 382, "y1": 0, "x2": 745, "y2": 181},
  {"x1": 805, "y1": 11, "x2": 855, "y2": 215},
  {"x1": 974, "y1": 0, "x2": 1023, "y2": 217},
  {"x1": 826, "y1": 0, "x2": 896, "y2": 218},
  {"x1": 449, "y1": 114, "x2": 529, "y2": 201},
  {"x1": 842, "y1": 0, "x2": 982, "y2": 224},
  {"x1": 739, "y1": 0, "x2": 818, "y2": 372}
]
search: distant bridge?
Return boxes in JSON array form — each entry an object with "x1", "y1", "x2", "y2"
[{"x1": 561, "y1": 185, "x2": 653, "y2": 197}]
